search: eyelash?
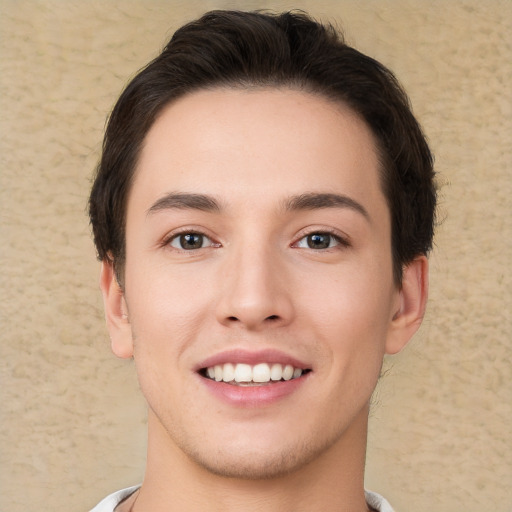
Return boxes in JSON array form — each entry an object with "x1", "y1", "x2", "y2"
[
  {"x1": 292, "y1": 229, "x2": 351, "y2": 251},
  {"x1": 163, "y1": 229, "x2": 220, "y2": 251},
  {"x1": 162, "y1": 228, "x2": 350, "y2": 252}
]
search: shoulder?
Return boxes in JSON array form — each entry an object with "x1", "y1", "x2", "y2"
[
  {"x1": 365, "y1": 489, "x2": 395, "y2": 512},
  {"x1": 89, "y1": 486, "x2": 391, "y2": 512},
  {"x1": 89, "y1": 486, "x2": 140, "y2": 512}
]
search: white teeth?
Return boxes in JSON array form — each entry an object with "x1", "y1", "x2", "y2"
[
  {"x1": 282, "y1": 364, "x2": 294, "y2": 381},
  {"x1": 222, "y1": 363, "x2": 235, "y2": 382},
  {"x1": 204, "y1": 362, "x2": 307, "y2": 384},
  {"x1": 234, "y1": 363, "x2": 252, "y2": 382},
  {"x1": 270, "y1": 363, "x2": 283, "y2": 381},
  {"x1": 252, "y1": 363, "x2": 271, "y2": 383}
]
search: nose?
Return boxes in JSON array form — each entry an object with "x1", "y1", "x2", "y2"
[{"x1": 215, "y1": 242, "x2": 294, "y2": 331}]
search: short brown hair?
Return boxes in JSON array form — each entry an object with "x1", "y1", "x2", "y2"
[{"x1": 89, "y1": 10, "x2": 436, "y2": 284}]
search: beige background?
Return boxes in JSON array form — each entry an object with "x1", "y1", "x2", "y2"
[{"x1": 1, "y1": 1, "x2": 511, "y2": 511}]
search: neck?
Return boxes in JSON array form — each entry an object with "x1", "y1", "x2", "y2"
[{"x1": 132, "y1": 406, "x2": 371, "y2": 512}]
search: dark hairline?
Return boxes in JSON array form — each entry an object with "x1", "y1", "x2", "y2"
[
  {"x1": 114, "y1": 83, "x2": 391, "y2": 279},
  {"x1": 105, "y1": 85, "x2": 398, "y2": 287},
  {"x1": 89, "y1": 10, "x2": 436, "y2": 290}
]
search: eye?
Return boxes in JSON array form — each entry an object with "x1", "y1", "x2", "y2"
[
  {"x1": 168, "y1": 232, "x2": 214, "y2": 250},
  {"x1": 295, "y1": 232, "x2": 345, "y2": 250}
]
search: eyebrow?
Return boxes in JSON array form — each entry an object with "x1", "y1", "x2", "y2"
[
  {"x1": 283, "y1": 192, "x2": 370, "y2": 220},
  {"x1": 147, "y1": 192, "x2": 222, "y2": 215},
  {"x1": 146, "y1": 191, "x2": 369, "y2": 220}
]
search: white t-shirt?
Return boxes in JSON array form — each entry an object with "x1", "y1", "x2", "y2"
[{"x1": 90, "y1": 486, "x2": 394, "y2": 511}]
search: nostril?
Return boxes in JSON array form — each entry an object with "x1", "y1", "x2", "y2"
[{"x1": 222, "y1": 313, "x2": 283, "y2": 325}]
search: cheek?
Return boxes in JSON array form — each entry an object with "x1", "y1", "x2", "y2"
[
  {"x1": 127, "y1": 258, "x2": 213, "y2": 317},
  {"x1": 304, "y1": 264, "x2": 395, "y2": 373},
  {"x1": 123, "y1": 263, "x2": 214, "y2": 367},
  {"x1": 125, "y1": 270, "x2": 210, "y2": 412},
  {"x1": 309, "y1": 264, "x2": 394, "y2": 330}
]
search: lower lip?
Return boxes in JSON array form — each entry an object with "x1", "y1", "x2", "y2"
[{"x1": 199, "y1": 375, "x2": 308, "y2": 407}]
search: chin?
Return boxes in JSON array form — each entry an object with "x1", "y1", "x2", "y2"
[
  {"x1": 191, "y1": 449, "x2": 309, "y2": 480},
  {"x1": 180, "y1": 431, "x2": 339, "y2": 481}
]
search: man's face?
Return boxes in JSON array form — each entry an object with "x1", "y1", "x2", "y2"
[{"x1": 108, "y1": 88, "x2": 406, "y2": 478}]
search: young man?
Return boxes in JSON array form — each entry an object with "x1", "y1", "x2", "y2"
[{"x1": 89, "y1": 10, "x2": 436, "y2": 512}]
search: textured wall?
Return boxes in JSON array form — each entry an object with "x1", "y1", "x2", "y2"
[{"x1": 1, "y1": 1, "x2": 510, "y2": 511}]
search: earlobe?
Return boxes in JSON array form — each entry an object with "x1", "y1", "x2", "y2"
[
  {"x1": 385, "y1": 256, "x2": 429, "y2": 354},
  {"x1": 99, "y1": 260, "x2": 134, "y2": 359}
]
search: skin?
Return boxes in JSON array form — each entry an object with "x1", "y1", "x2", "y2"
[{"x1": 101, "y1": 88, "x2": 428, "y2": 512}]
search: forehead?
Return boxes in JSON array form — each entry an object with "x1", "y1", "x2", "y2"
[{"x1": 130, "y1": 87, "x2": 385, "y2": 215}]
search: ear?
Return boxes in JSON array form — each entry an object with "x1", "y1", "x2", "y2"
[
  {"x1": 99, "y1": 260, "x2": 134, "y2": 359},
  {"x1": 385, "y1": 255, "x2": 429, "y2": 354}
]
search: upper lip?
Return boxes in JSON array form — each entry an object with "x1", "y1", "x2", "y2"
[{"x1": 195, "y1": 348, "x2": 310, "y2": 372}]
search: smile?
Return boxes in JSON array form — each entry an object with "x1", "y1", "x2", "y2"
[{"x1": 201, "y1": 362, "x2": 310, "y2": 385}]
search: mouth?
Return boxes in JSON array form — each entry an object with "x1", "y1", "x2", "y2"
[{"x1": 199, "y1": 362, "x2": 312, "y2": 386}]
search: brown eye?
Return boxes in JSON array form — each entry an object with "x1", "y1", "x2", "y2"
[
  {"x1": 169, "y1": 233, "x2": 210, "y2": 250},
  {"x1": 294, "y1": 232, "x2": 347, "y2": 250},
  {"x1": 306, "y1": 233, "x2": 332, "y2": 249}
]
